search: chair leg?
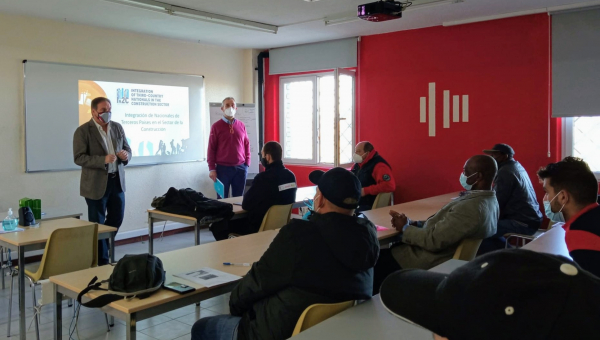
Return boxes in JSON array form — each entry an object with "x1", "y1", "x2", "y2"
[
  {"x1": 28, "y1": 278, "x2": 40, "y2": 340},
  {"x1": 105, "y1": 313, "x2": 111, "y2": 332},
  {"x1": 7, "y1": 272, "x2": 14, "y2": 337},
  {"x1": 68, "y1": 298, "x2": 73, "y2": 307}
]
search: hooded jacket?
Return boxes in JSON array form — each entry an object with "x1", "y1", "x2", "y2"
[{"x1": 229, "y1": 212, "x2": 380, "y2": 340}]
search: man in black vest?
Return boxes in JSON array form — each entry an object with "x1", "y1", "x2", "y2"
[
  {"x1": 351, "y1": 141, "x2": 396, "y2": 212},
  {"x1": 210, "y1": 141, "x2": 297, "y2": 240}
]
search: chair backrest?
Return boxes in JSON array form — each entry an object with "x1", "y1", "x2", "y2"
[
  {"x1": 372, "y1": 192, "x2": 393, "y2": 210},
  {"x1": 452, "y1": 238, "x2": 483, "y2": 261},
  {"x1": 291, "y1": 301, "x2": 355, "y2": 336},
  {"x1": 258, "y1": 204, "x2": 293, "y2": 233},
  {"x1": 33, "y1": 223, "x2": 98, "y2": 281}
]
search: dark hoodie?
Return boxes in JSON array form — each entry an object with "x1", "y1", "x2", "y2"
[{"x1": 229, "y1": 212, "x2": 380, "y2": 340}]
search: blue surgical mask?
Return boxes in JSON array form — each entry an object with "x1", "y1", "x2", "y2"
[
  {"x1": 543, "y1": 191, "x2": 565, "y2": 222},
  {"x1": 99, "y1": 111, "x2": 111, "y2": 124},
  {"x1": 459, "y1": 172, "x2": 478, "y2": 190}
]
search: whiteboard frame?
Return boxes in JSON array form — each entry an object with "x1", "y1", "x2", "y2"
[{"x1": 23, "y1": 60, "x2": 206, "y2": 173}]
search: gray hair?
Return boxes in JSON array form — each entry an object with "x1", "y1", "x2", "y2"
[{"x1": 221, "y1": 97, "x2": 236, "y2": 107}]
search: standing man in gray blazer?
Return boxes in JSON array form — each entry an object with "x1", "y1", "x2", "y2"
[{"x1": 73, "y1": 97, "x2": 132, "y2": 265}]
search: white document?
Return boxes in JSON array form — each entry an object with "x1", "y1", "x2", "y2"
[
  {"x1": 0, "y1": 228, "x2": 25, "y2": 234},
  {"x1": 174, "y1": 267, "x2": 242, "y2": 288}
]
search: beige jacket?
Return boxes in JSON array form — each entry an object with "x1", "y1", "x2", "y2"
[
  {"x1": 73, "y1": 119, "x2": 132, "y2": 200},
  {"x1": 392, "y1": 191, "x2": 499, "y2": 269}
]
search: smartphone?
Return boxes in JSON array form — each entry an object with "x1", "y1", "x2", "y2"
[{"x1": 164, "y1": 282, "x2": 195, "y2": 294}]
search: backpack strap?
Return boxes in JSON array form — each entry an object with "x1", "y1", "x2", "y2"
[{"x1": 77, "y1": 276, "x2": 122, "y2": 308}]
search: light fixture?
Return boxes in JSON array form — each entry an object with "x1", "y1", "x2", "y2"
[{"x1": 101, "y1": 0, "x2": 278, "y2": 34}]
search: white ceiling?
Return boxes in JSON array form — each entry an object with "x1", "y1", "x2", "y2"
[{"x1": 0, "y1": 0, "x2": 594, "y2": 49}]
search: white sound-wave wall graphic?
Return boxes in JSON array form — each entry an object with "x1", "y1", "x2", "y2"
[{"x1": 420, "y1": 82, "x2": 469, "y2": 137}]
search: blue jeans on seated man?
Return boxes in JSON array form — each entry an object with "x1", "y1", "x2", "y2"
[
  {"x1": 478, "y1": 219, "x2": 539, "y2": 255},
  {"x1": 191, "y1": 315, "x2": 241, "y2": 340},
  {"x1": 85, "y1": 175, "x2": 125, "y2": 265},
  {"x1": 217, "y1": 164, "x2": 248, "y2": 198}
]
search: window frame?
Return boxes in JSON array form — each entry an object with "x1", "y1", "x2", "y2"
[
  {"x1": 279, "y1": 70, "x2": 356, "y2": 167},
  {"x1": 562, "y1": 117, "x2": 600, "y2": 180}
]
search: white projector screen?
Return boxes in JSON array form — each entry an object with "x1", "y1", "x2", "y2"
[{"x1": 23, "y1": 60, "x2": 205, "y2": 172}]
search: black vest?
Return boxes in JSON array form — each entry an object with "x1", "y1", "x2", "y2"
[{"x1": 351, "y1": 152, "x2": 391, "y2": 210}]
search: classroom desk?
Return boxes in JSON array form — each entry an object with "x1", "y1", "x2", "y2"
[
  {"x1": 146, "y1": 186, "x2": 317, "y2": 254},
  {"x1": 522, "y1": 225, "x2": 570, "y2": 259},
  {"x1": 0, "y1": 218, "x2": 116, "y2": 340},
  {"x1": 291, "y1": 259, "x2": 467, "y2": 340},
  {"x1": 365, "y1": 192, "x2": 460, "y2": 243},
  {"x1": 51, "y1": 230, "x2": 279, "y2": 340}
]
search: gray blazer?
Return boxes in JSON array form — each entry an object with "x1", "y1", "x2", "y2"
[
  {"x1": 392, "y1": 191, "x2": 499, "y2": 270},
  {"x1": 73, "y1": 119, "x2": 132, "y2": 200}
]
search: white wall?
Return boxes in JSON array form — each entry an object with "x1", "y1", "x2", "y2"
[{"x1": 0, "y1": 13, "x2": 251, "y2": 235}]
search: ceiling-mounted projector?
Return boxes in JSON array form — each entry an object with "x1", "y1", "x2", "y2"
[{"x1": 357, "y1": 1, "x2": 405, "y2": 22}]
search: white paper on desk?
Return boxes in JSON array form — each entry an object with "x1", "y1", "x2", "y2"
[
  {"x1": 174, "y1": 267, "x2": 242, "y2": 288},
  {"x1": 0, "y1": 228, "x2": 25, "y2": 234}
]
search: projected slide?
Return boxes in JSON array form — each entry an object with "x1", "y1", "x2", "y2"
[{"x1": 78, "y1": 80, "x2": 192, "y2": 158}]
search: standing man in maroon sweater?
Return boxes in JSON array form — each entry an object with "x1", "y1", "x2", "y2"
[{"x1": 207, "y1": 97, "x2": 251, "y2": 198}]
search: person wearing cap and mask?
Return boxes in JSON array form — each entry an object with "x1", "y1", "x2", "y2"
[
  {"x1": 210, "y1": 141, "x2": 297, "y2": 240},
  {"x1": 537, "y1": 156, "x2": 600, "y2": 277},
  {"x1": 73, "y1": 97, "x2": 132, "y2": 265},
  {"x1": 379, "y1": 249, "x2": 600, "y2": 340},
  {"x1": 207, "y1": 97, "x2": 251, "y2": 198},
  {"x1": 191, "y1": 168, "x2": 380, "y2": 340},
  {"x1": 351, "y1": 141, "x2": 396, "y2": 212},
  {"x1": 478, "y1": 143, "x2": 543, "y2": 254},
  {"x1": 373, "y1": 155, "x2": 498, "y2": 294}
]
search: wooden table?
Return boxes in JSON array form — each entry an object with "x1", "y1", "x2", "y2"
[
  {"x1": 146, "y1": 186, "x2": 317, "y2": 254},
  {"x1": 51, "y1": 230, "x2": 279, "y2": 340},
  {"x1": 522, "y1": 225, "x2": 570, "y2": 258},
  {"x1": 365, "y1": 192, "x2": 460, "y2": 243},
  {"x1": 0, "y1": 218, "x2": 116, "y2": 340}
]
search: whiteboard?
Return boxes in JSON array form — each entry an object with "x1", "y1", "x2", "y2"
[
  {"x1": 209, "y1": 103, "x2": 259, "y2": 174},
  {"x1": 23, "y1": 60, "x2": 205, "y2": 172}
]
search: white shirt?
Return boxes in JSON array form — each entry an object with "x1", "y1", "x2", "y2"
[{"x1": 92, "y1": 119, "x2": 117, "y2": 174}]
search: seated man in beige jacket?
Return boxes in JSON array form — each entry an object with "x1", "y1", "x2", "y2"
[{"x1": 373, "y1": 155, "x2": 499, "y2": 295}]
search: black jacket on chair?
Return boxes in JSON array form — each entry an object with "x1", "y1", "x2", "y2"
[
  {"x1": 241, "y1": 160, "x2": 297, "y2": 234},
  {"x1": 230, "y1": 212, "x2": 380, "y2": 340}
]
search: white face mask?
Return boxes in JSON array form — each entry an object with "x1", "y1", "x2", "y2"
[
  {"x1": 98, "y1": 111, "x2": 111, "y2": 124},
  {"x1": 353, "y1": 153, "x2": 364, "y2": 164},
  {"x1": 224, "y1": 107, "x2": 236, "y2": 118}
]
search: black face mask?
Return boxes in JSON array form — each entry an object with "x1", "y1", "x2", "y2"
[{"x1": 260, "y1": 157, "x2": 269, "y2": 168}]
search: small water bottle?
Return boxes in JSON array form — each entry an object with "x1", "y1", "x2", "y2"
[{"x1": 2, "y1": 208, "x2": 18, "y2": 231}]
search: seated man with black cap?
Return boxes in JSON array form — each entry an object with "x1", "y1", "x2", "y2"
[
  {"x1": 479, "y1": 143, "x2": 543, "y2": 253},
  {"x1": 373, "y1": 155, "x2": 499, "y2": 294},
  {"x1": 210, "y1": 141, "x2": 297, "y2": 240},
  {"x1": 191, "y1": 167, "x2": 380, "y2": 340},
  {"x1": 379, "y1": 249, "x2": 600, "y2": 339}
]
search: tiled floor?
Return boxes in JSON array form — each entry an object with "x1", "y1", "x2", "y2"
[{"x1": 0, "y1": 229, "x2": 229, "y2": 339}]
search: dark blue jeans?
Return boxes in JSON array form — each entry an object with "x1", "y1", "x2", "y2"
[
  {"x1": 216, "y1": 164, "x2": 248, "y2": 198},
  {"x1": 191, "y1": 315, "x2": 241, "y2": 340},
  {"x1": 85, "y1": 175, "x2": 125, "y2": 265},
  {"x1": 478, "y1": 219, "x2": 537, "y2": 255}
]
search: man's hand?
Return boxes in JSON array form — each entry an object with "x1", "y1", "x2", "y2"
[
  {"x1": 389, "y1": 210, "x2": 408, "y2": 232},
  {"x1": 209, "y1": 170, "x2": 217, "y2": 182},
  {"x1": 361, "y1": 188, "x2": 366, "y2": 197},
  {"x1": 105, "y1": 154, "x2": 117, "y2": 164},
  {"x1": 116, "y1": 150, "x2": 128, "y2": 161}
]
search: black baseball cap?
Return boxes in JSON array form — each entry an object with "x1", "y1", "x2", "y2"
[
  {"x1": 483, "y1": 143, "x2": 515, "y2": 156},
  {"x1": 309, "y1": 168, "x2": 361, "y2": 210},
  {"x1": 380, "y1": 249, "x2": 600, "y2": 340}
]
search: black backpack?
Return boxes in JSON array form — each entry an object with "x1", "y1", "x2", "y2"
[{"x1": 77, "y1": 253, "x2": 165, "y2": 308}]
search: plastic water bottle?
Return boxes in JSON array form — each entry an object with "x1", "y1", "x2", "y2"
[{"x1": 2, "y1": 208, "x2": 18, "y2": 231}]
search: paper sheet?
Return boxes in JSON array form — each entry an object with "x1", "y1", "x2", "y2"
[
  {"x1": 0, "y1": 227, "x2": 25, "y2": 234},
  {"x1": 174, "y1": 267, "x2": 242, "y2": 288}
]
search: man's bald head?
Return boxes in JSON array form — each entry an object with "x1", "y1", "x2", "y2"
[
  {"x1": 464, "y1": 155, "x2": 497, "y2": 190},
  {"x1": 355, "y1": 141, "x2": 374, "y2": 154}
]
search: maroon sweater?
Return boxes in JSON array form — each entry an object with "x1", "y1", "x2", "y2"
[{"x1": 207, "y1": 119, "x2": 250, "y2": 171}]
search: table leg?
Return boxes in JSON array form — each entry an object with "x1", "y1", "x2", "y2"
[
  {"x1": 1, "y1": 247, "x2": 5, "y2": 289},
  {"x1": 18, "y1": 246, "x2": 25, "y2": 340},
  {"x1": 54, "y1": 291, "x2": 63, "y2": 340},
  {"x1": 148, "y1": 215, "x2": 154, "y2": 255},
  {"x1": 126, "y1": 313, "x2": 137, "y2": 340},
  {"x1": 194, "y1": 222, "x2": 200, "y2": 246},
  {"x1": 110, "y1": 233, "x2": 116, "y2": 263}
]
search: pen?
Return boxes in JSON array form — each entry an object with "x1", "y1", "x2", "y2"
[{"x1": 223, "y1": 262, "x2": 250, "y2": 266}]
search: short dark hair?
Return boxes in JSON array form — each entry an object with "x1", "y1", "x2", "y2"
[
  {"x1": 363, "y1": 142, "x2": 374, "y2": 153},
  {"x1": 537, "y1": 156, "x2": 598, "y2": 205},
  {"x1": 263, "y1": 141, "x2": 282, "y2": 162},
  {"x1": 91, "y1": 97, "x2": 111, "y2": 111}
]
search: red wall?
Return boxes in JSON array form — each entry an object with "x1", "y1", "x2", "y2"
[{"x1": 265, "y1": 14, "x2": 562, "y2": 206}]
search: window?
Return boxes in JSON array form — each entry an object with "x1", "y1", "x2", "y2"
[
  {"x1": 279, "y1": 69, "x2": 355, "y2": 166},
  {"x1": 563, "y1": 117, "x2": 600, "y2": 178}
]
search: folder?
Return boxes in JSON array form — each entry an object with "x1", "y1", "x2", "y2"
[{"x1": 214, "y1": 179, "x2": 225, "y2": 198}]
